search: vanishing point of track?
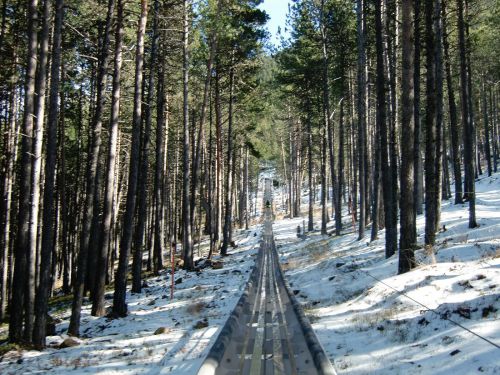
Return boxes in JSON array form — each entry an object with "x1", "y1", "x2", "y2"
[{"x1": 198, "y1": 181, "x2": 336, "y2": 375}]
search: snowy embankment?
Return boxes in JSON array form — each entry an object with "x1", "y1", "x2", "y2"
[
  {"x1": 275, "y1": 173, "x2": 500, "y2": 374},
  {"x1": 0, "y1": 227, "x2": 261, "y2": 374}
]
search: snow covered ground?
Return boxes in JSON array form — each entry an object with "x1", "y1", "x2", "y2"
[
  {"x1": 1, "y1": 172, "x2": 499, "y2": 375},
  {"x1": 0, "y1": 227, "x2": 262, "y2": 374},
  {"x1": 275, "y1": 173, "x2": 500, "y2": 374}
]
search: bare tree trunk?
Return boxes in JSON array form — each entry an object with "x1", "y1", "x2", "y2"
[
  {"x1": 92, "y1": 0, "x2": 123, "y2": 317},
  {"x1": 457, "y1": 0, "x2": 477, "y2": 228},
  {"x1": 376, "y1": 0, "x2": 397, "y2": 258},
  {"x1": 25, "y1": 0, "x2": 51, "y2": 342},
  {"x1": 370, "y1": 121, "x2": 381, "y2": 242},
  {"x1": 491, "y1": 87, "x2": 498, "y2": 172},
  {"x1": 413, "y1": 0, "x2": 424, "y2": 215},
  {"x1": 356, "y1": 0, "x2": 367, "y2": 240},
  {"x1": 442, "y1": 0, "x2": 463, "y2": 204},
  {"x1": 336, "y1": 98, "x2": 345, "y2": 235},
  {"x1": 132, "y1": 0, "x2": 160, "y2": 291},
  {"x1": 1, "y1": 58, "x2": 19, "y2": 321},
  {"x1": 112, "y1": 0, "x2": 148, "y2": 317},
  {"x1": 307, "y1": 110, "x2": 314, "y2": 232},
  {"x1": 399, "y1": 0, "x2": 417, "y2": 274},
  {"x1": 321, "y1": 124, "x2": 327, "y2": 235},
  {"x1": 57, "y1": 75, "x2": 70, "y2": 294},
  {"x1": 214, "y1": 69, "x2": 223, "y2": 250},
  {"x1": 482, "y1": 77, "x2": 492, "y2": 176},
  {"x1": 33, "y1": 0, "x2": 64, "y2": 348},
  {"x1": 424, "y1": 0, "x2": 440, "y2": 246},
  {"x1": 222, "y1": 64, "x2": 235, "y2": 256},
  {"x1": 153, "y1": 9, "x2": 166, "y2": 274},
  {"x1": 10, "y1": 0, "x2": 38, "y2": 343},
  {"x1": 181, "y1": 0, "x2": 193, "y2": 269},
  {"x1": 69, "y1": 0, "x2": 115, "y2": 335}
]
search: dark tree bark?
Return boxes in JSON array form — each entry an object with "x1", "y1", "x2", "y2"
[
  {"x1": 414, "y1": 0, "x2": 424, "y2": 215},
  {"x1": 132, "y1": 0, "x2": 160, "y2": 292},
  {"x1": 191, "y1": 2, "x2": 219, "y2": 228},
  {"x1": 482, "y1": 77, "x2": 492, "y2": 177},
  {"x1": 33, "y1": 0, "x2": 64, "y2": 348},
  {"x1": 92, "y1": 0, "x2": 123, "y2": 317},
  {"x1": 399, "y1": 0, "x2": 417, "y2": 274},
  {"x1": 57, "y1": 73, "x2": 70, "y2": 295},
  {"x1": 442, "y1": 124, "x2": 452, "y2": 200},
  {"x1": 370, "y1": 115, "x2": 381, "y2": 242},
  {"x1": 10, "y1": 0, "x2": 38, "y2": 343},
  {"x1": 153, "y1": 9, "x2": 166, "y2": 274},
  {"x1": 356, "y1": 0, "x2": 367, "y2": 240},
  {"x1": 490, "y1": 87, "x2": 498, "y2": 172},
  {"x1": 457, "y1": 0, "x2": 477, "y2": 228},
  {"x1": 69, "y1": 0, "x2": 115, "y2": 335},
  {"x1": 27, "y1": 0, "x2": 51, "y2": 342},
  {"x1": 307, "y1": 109, "x2": 314, "y2": 232},
  {"x1": 335, "y1": 98, "x2": 345, "y2": 236},
  {"x1": 376, "y1": 0, "x2": 397, "y2": 258},
  {"x1": 214, "y1": 70, "x2": 223, "y2": 251},
  {"x1": 112, "y1": 0, "x2": 148, "y2": 317},
  {"x1": 181, "y1": 0, "x2": 193, "y2": 268},
  {"x1": 221, "y1": 65, "x2": 235, "y2": 256},
  {"x1": 423, "y1": 0, "x2": 441, "y2": 246},
  {"x1": 1, "y1": 54, "x2": 19, "y2": 322},
  {"x1": 321, "y1": 123, "x2": 327, "y2": 235},
  {"x1": 434, "y1": 0, "x2": 444, "y2": 228},
  {"x1": 442, "y1": 0, "x2": 463, "y2": 204}
]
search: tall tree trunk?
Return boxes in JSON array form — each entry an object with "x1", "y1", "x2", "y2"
[
  {"x1": 424, "y1": 0, "x2": 439, "y2": 246},
  {"x1": 58, "y1": 74, "x2": 70, "y2": 294},
  {"x1": 413, "y1": 0, "x2": 424, "y2": 215},
  {"x1": 482, "y1": 77, "x2": 492, "y2": 177},
  {"x1": 336, "y1": 98, "x2": 345, "y2": 236},
  {"x1": 442, "y1": 0, "x2": 463, "y2": 204},
  {"x1": 69, "y1": 0, "x2": 115, "y2": 335},
  {"x1": 181, "y1": 0, "x2": 193, "y2": 268},
  {"x1": 33, "y1": 0, "x2": 64, "y2": 348},
  {"x1": 356, "y1": 0, "x2": 367, "y2": 240},
  {"x1": 434, "y1": 0, "x2": 444, "y2": 228},
  {"x1": 321, "y1": 123, "x2": 327, "y2": 235},
  {"x1": 221, "y1": 64, "x2": 235, "y2": 256},
  {"x1": 191, "y1": 2, "x2": 219, "y2": 227},
  {"x1": 153, "y1": 13, "x2": 166, "y2": 274},
  {"x1": 25, "y1": 0, "x2": 51, "y2": 342},
  {"x1": 399, "y1": 0, "x2": 416, "y2": 274},
  {"x1": 1, "y1": 57, "x2": 19, "y2": 322},
  {"x1": 10, "y1": 0, "x2": 38, "y2": 343},
  {"x1": 490, "y1": 87, "x2": 498, "y2": 173},
  {"x1": 112, "y1": 0, "x2": 148, "y2": 317},
  {"x1": 214, "y1": 69, "x2": 223, "y2": 251},
  {"x1": 92, "y1": 0, "x2": 123, "y2": 317},
  {"x1": 387, "y1": 0, "x2": 400, "y2": 234},
  {"x1": 376, "y1": 0, "x2": 397, "y2": 258},
  {"x1": 307, "y1": 109, "x2": 314, "y2": 232},
  {"x1": 457, "y1": 0, "x2": 477, "y2": 228},
  {"x1": 370, "y1": 114, "x2": 381, "y2": 242},
  {"x1": 132, "y1": 0, "x2": 160, "y2": 292}
]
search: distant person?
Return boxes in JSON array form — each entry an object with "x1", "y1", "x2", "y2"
[{"x1": 265, "y1": 200, "x2": 271, "y2": 208}]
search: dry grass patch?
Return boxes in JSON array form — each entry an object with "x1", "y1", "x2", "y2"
[
  {"x1": 187, "y1": 301, "x2": 206, "y2": 315},
  {"x1": 281, "y1": 258, "x2": 303, "y2": 271},
  {"x1": 350, "y1": 305, "x2": 400, "y2": 329}
]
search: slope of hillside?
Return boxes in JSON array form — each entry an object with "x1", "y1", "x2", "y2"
[{"x1": 275, "y1": 173, "x2": 500, "y2": 374}]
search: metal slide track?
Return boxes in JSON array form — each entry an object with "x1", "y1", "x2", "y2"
[{"x1": 198, "y1": 181, "x2": 336, "y2": 375}]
